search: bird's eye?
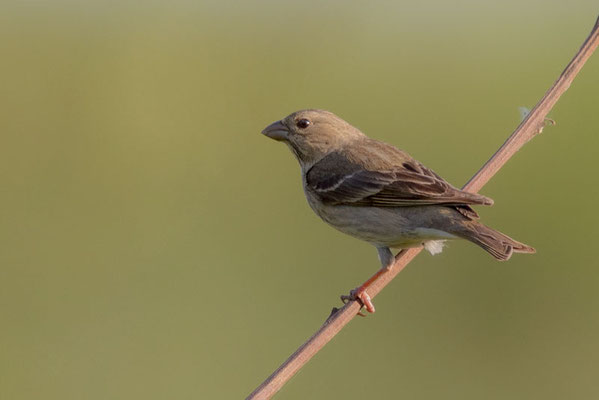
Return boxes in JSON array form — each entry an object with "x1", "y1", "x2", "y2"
[{"x1": 296, "y1": 119, "x2": 311, "y2": 129}]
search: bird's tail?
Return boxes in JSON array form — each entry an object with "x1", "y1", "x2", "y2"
[{"x1": 455, "y1": 221, "x2": 535, "y2": 261}]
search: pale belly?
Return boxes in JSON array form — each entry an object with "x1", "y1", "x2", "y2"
[{"x1": 304, "y1": 191, "x2": 457, "y2": 248}]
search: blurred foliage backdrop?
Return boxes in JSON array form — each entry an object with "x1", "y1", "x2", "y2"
[{"x1": 1, "y1": 1, "x2": 598, "y2": 399}]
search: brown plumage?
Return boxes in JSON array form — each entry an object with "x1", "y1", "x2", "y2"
[{"x1": 262, "y1": 109, "x2": 535, "y2": 262}]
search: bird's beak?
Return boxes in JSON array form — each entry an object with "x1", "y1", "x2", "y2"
[{"x1": 261, "y1": 120, "x2": 289, "y2": 141}]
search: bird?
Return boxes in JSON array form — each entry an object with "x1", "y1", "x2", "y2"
[{"x1": 261, "y1": 109, "x2": 535, "y2": 312}]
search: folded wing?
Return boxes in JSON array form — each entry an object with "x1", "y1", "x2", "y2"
[{"x1": 306, "y1": 150, "x2": 493, "y2": 211}]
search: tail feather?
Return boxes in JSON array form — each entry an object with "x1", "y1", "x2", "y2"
[{"x1": 457, "y1": 222, "x2": 535, "y2": 261}]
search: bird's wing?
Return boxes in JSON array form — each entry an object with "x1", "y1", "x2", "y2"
[{"x1": 305, "y1": 150, "x2": 493, "y2": 209}]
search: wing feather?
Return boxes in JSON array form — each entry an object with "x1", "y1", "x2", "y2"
[{"x1": 306, "y1": 151, "x2": 492, "y2": 211}]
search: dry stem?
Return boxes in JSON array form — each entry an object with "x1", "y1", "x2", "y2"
[{"x1": 247, "y1": 16, "x2": 599, "y2": 400}]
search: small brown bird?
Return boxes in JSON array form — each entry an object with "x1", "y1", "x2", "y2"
[{"x1": 262, "y1": 109, "x2": 534, "y2": 312}]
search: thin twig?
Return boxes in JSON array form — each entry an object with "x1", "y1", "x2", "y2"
[{"x1": 247, "y1": 16, "x2": 599, "y2": 400}]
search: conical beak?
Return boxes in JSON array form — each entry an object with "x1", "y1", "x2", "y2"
[{"x1": 261, "y1": 120, "x2": 289, "y2": 141}]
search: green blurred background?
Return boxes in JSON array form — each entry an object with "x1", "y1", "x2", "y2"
[{"x1": 1, "y1": 1, "x2": 598, "y2": 399}]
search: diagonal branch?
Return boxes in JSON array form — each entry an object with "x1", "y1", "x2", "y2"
[{"x1": 247, "y1": 15, "x2": 599, "y2": 400}]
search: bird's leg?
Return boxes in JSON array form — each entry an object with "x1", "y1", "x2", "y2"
[
  {"x1": 376, "y1": 246, "x2": 395, "y2": 269},
  {"x1": 341, "y1": 247, "x2": 395, "y2": 313}
]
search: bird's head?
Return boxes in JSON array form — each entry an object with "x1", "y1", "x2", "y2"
[{"x1": 261, "y1": 109, "x2": 365, "y2": 166}]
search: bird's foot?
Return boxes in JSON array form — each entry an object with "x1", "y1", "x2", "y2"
[
  {"x1": 341, "y1": 287, "x2": 376, "y2": 314},
  {"x1": 339, "y1": 251, "x2": 396, "y2": 315}
]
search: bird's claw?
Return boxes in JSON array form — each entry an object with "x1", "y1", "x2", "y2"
[{"x1": 340, "y1": 287, "x2": 376, "y2": 315}]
